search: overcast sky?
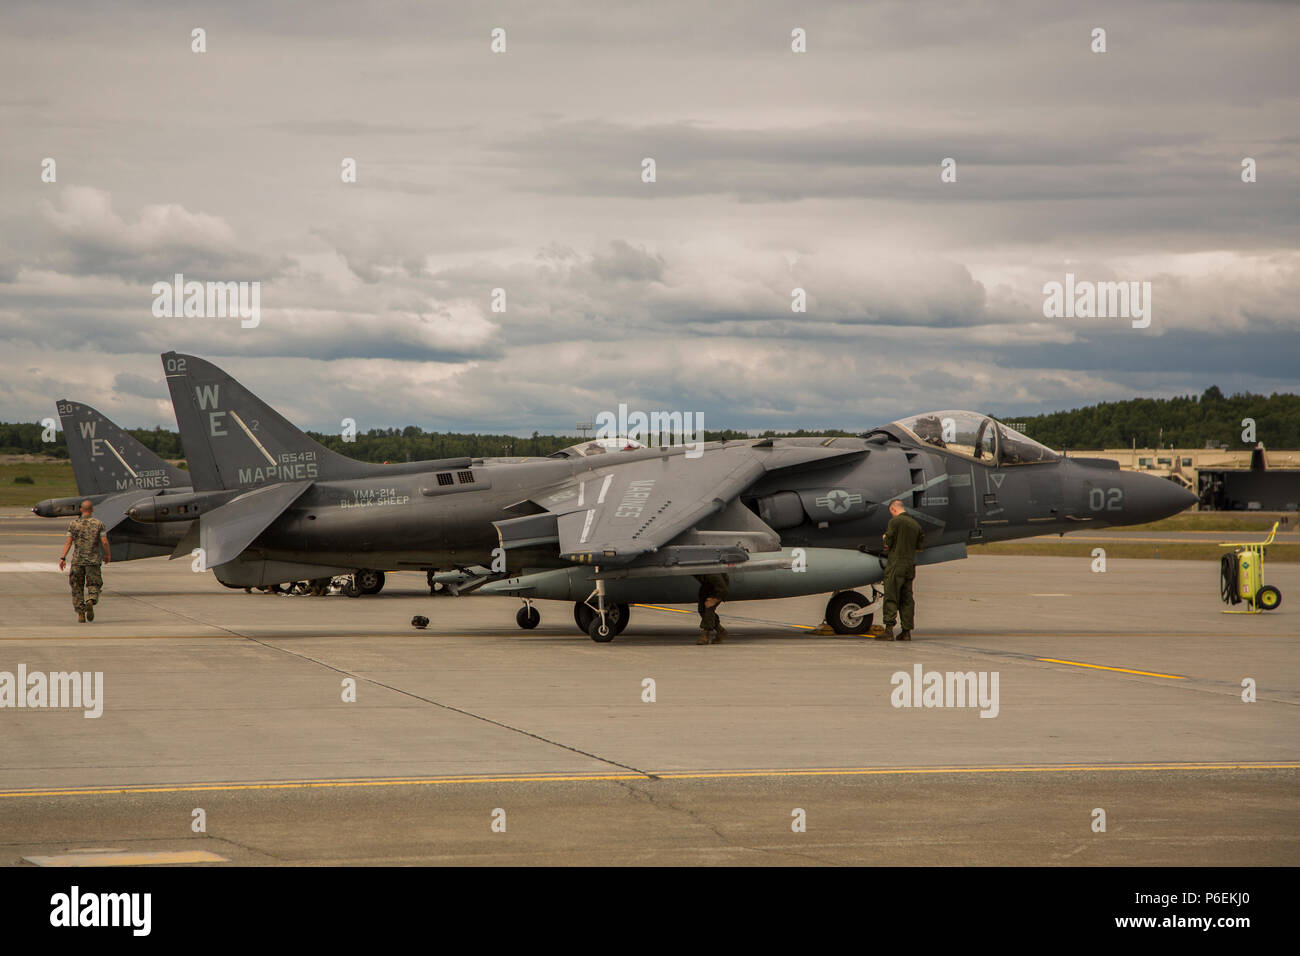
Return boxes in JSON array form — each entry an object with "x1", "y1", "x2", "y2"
[{"x1": 1, "y1": 0, "x2": 1297, "y2": 436}]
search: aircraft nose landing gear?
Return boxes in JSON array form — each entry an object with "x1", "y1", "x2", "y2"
[{"x1": 825, "y1": 588, "x2": 878, "y2": 635}]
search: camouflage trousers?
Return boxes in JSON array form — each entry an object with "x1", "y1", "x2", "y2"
[
  {"x1": 697, "y1": 598, "x2": 721, "y2": 632},
  {"x1": 881, "y1": 564, "x2": 916, "y2": 630},
  {"x1": 69, "y1": 564, "x2": 103, "y2": 613}
]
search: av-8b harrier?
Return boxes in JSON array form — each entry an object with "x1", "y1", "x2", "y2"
[
  {"x1": 31, "y1": 399, "x2": 391, "y2": 594},
  {"x1": 134, "y1": 352, "x2": 1195, "y2": 641},
  {"x1": 32, "y1": 400, "x2": 192, "y2": 562}
]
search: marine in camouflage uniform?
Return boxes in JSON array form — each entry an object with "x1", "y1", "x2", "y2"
[
  {"x1": 694, "y1": 573, "x2": 729, "y2": 645},
  {"x1": 60, "y1": 501, "x2": 110, "y2": 621}
]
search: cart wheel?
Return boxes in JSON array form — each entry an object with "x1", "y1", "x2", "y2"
[{"x1": 1256, "y1": 585, "x2": 1281, "y2": 611}]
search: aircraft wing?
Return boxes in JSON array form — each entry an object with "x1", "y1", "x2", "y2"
[
  {"x1": 198, "y1": 480, "x2": 313, "y2": 568},
  {"x1": 551, "y1": 449, "x2": 767, "y2": 566},
  {"x1": 495, "y1": 441, "x2": 873, "y2": 568}
]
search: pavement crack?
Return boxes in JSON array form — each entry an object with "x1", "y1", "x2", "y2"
[
  {"x1": 117, "y1": 594, "x2": 657, "y2": 781},
  {"x1": 608, "y1": 777, "x2": 840, "y2": 865}
]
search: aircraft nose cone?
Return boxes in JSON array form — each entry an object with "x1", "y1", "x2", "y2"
[{"x1": 1124, "y1": 473, "x2": 1197, "y2": 523}]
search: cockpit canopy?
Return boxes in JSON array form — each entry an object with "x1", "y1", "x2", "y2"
[
  {"x1": 888, "y1": 410, "x2": 1059, "y2": 466},
  {"x1": 550, "y1": 436, "x2": 648, "y2": 459}
]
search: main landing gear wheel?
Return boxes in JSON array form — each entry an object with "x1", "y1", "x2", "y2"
[
  {"x1": 575, "y1": 601, "x2": 630, "y2": 638},
  {"x1": 1256, "y1": 585, "x2": 1282, "y2": 611},
  {"x1": 516, "y1": 605, "x2": 541, "y2": 629},
  {"x1": 826, "y1": 590, "x2": 874, "y2": 635},
  {"x1": 355, "y1": 569, "x2": 385, "y2": 595}
]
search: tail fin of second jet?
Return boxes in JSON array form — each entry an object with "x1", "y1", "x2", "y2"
[
  {"x1": 56, "y1": 399, "x2": 190, "y2": 496},
  {"x1": 162, "y1": 351, "x2": 382, "y2": 492}
]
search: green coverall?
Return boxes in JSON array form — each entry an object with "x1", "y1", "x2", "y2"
[{"x1": 881, "y1": 511, "x2": 924, "y2": 630}]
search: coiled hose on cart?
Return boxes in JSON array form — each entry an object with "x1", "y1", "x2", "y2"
[{"x1": 1220, "y1": 551, "x2": 1240, "y2": 605}]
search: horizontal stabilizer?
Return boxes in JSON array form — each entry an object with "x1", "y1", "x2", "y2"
[
  {"x1": 92, "y1": 495, "x2": 135, "y2": 535},
  {"x1": 170, "y1": 520, "x2": 201, "y2": 560},
  {"x1": 199, "y1": 480, "x2": 313, "y2": 568}
]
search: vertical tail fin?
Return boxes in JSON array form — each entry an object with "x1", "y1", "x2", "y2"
[
  {"x1": 55, "y1": 399, "x2": 190, "y2": 496},
  {"x1": 162, "y1": 352, "x2": 375, "y2": 491}
]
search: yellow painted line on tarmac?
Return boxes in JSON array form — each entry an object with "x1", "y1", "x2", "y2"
[
  {"x1": 2, "y1": 762, "x2": 1295, "y2": 799},
  {"x1": 24, "y1": 849, "x2": 227, "y2": 867},
  {"x1": 658, "y1": 761, "x2": 1299, "y2": 780},
  {"x1": 1035, "y1": 657, "x2": 1186, "y2": 679},
  {"x1": 0, "y1": 633, "x2": 242, "y2": 641}
]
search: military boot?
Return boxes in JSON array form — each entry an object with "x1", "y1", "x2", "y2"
[
  {"x1": 85, "y1": 604, "x2": 94, "y2": 622},
  {"x1": 77, "y1": 610, "x2": 86, "y2": 623},
  {"x1": 713, "y1": 624, "x2": 727, "y2": 643},
  {"x1": 897, "y1": 629, "x2": 912, "y2": 641},
  {"x1": 874, "y1": 624, "x2": 895, "y2": 641},
  {"x1": 697, "y1": 629, "x2": 711, "y2": 645}
]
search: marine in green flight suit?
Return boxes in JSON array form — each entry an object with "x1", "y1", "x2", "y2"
[{"x1": 877, "y1": 499, "x2": 923, "y2": 641}]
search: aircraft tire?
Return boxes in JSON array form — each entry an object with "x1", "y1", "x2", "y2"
[
  {"x1": 356, "y1": 569, "x2": 385, "y2": 595},
  {"x1": 516, "y1": 605, "x2": 541, "y2": 629},
  {"x1": 574, "y1": 602, "x2": 595, "y2": 634},
  {"x1": 826, "y1": 591, "x2": 874, "y2": 634},
  {"x1": 588, "y1": 617, "x2": 615, "y2": 643}
]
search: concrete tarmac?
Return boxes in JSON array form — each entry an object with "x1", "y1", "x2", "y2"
[{"x1": 1, "y1": 510, "x2": 1296, "y2": 865}]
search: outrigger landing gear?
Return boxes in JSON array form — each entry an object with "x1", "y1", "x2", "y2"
[{"x1": 516, "y1": 599, "x2": 540, "y2": 629}]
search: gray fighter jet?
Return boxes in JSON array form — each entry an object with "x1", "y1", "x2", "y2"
[
  {"x1": 141, "y1": 352, "x2": 1195, "y2": 641},
  {"x1": 480, "y1": 409, "x2": 1197, "y2": 637}
]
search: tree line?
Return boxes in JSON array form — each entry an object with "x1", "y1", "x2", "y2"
[{"x1": 1007, "y1": 387, "x2": 1300, "y2": 450}]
